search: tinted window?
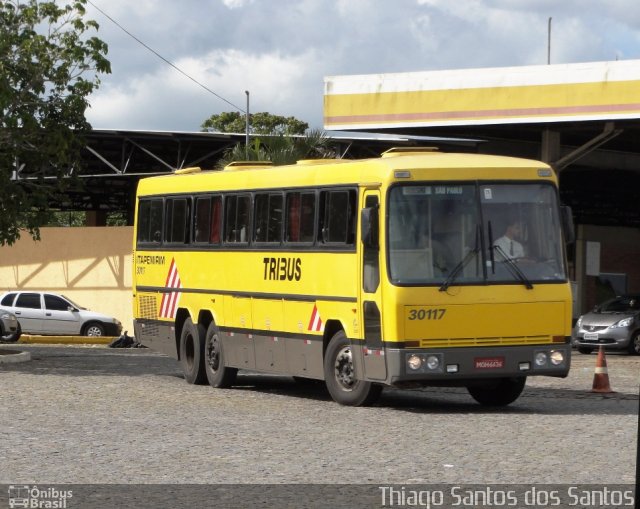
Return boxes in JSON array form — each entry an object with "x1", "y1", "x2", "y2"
[
  {"x1": 319, "y1": 189, "x2": 356, "y2": 244},
  {"x1": 1, "y1": 293, "x2": 16, "y2": 306},
  {"x1": 224, "y1": 194, "x2": 251, "y2": 243},
  {"x1": 137, "y1": 199, "x2": 163, "y2": 243},
  {"x1": 254, "y1": 193, "x2": 283, "y2": 243},
  {"x1": 15, "y1": 293, "x2": 41, "y2": 309},
  {"x1": 45, "y1": 295, "x2": 71, "y2": 311},
  {"x1": 165, "y1": 198, "x2": 189, "y2": 244},
  {"x1": 194, "y1": 196, "x2": 222, "y2": 244},
  {"x1": 285, "y1": 192, "x2": 315, "y2": 243}
]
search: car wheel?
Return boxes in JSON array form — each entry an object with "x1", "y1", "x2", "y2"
[
  {"x1": 84, "y1": 322, "x2": 105, "y2": 336},
  {"x1": 627, "y1": 331, "x2": 640, "y2": 355},
  {"x1": 1, "y1": 322, "x2": 21, "y2": 342},
  {"x1": 179, "y1": 318, "x2": 207, "y2": 385},
  {"x1": 323, "y1": 330, "x2": 382, "y2": 406},
  {"x1": 577, "y1": 347, "x2": 594, "y2": 354},
  {"x1": 203, "y1": 321, "x2": 237, "y2": 388},
  {"x1": 467, "y1": 377, "x2": 526, "y2": 406}
]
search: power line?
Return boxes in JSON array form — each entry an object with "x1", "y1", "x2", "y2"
[{"x1": 86, "y1": 0, "x2": 245, "y2": 113}]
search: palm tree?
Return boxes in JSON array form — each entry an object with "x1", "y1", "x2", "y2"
[{"x1": 216, "y1": 129, "x2": 336, "y2": 169}]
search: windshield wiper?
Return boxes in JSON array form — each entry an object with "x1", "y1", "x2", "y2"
[
  {"x1": 439, "y1": 225, "x2": 481, "y2": 292},
  {"x1": 493, "y1": 245, "x2": 534, "y2": 289}
]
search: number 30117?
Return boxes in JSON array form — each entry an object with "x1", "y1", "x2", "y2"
[{"x1": 408, "y1": 308, "x2": 446, "y2": 321}]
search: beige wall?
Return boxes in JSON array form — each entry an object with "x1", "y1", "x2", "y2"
[{"x1": 0, "y1": 226, "x2": 133, "y2": 333}]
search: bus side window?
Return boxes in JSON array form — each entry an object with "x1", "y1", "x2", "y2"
[
  {"x1": 210, "y1": 196, "x2": 222, "y2": 244},
  {"x1": 194, "y1": 195, "x2": 222, "y2": 245},
  {"x1": 194, "y1": 197, "x2": 212, "y2": 244},
  {"x1": 225, "y1": 194, "x2": 251, "y2": 244},
  {"x1": 254, "y1": 193, "x2": 283, "y2": 244},
  {"x1": 137, "y1": 198, "x2": 163, "y2": 245},
  {"x1": 285, "y1": 191, "x2": 315, "y2": 243},
  {"x1": 165, "y1": 197, "x2": 190, "y2": 244},
  {"x1": 319, "y1": 189, "x2": 356, "y2": 245}
]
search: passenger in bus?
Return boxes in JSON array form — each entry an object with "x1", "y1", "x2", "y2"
[{"x1": 494, "y1": 220, "x2": 525, "y2": 260}]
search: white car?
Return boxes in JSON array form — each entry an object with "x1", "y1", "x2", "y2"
[{"x1": 0, "y1": 292, "x2": 122, "y2": 337}]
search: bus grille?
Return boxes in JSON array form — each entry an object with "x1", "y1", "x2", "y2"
[
  {"x1": 138, "y1": 295, "x2": 159, "y2": 339},
  {"x1": 138, "y1": 295, "x2": 158, "y2": 320},
  {"x1": 418, "y1": 336, "x2": 551, "y2": 348}
]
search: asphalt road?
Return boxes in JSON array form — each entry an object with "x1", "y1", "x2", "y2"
[{"x1": 0, "y1": 345, "x2": 637, "y2": 491}]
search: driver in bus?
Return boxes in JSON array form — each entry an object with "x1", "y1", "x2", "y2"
[{"x1": 494, "y1": 219, "x2": 525, "y2": 260}]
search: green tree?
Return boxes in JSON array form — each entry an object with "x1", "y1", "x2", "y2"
[
  {"x1": 201, "y1": 111, "x2": 309, "y2": 135},
  {"x1": 0, "y1": 0, "x2": 111, "y2": 245}
]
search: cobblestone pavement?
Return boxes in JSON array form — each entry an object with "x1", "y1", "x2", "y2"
[{"x1": 0, "y1": 345, "x2": 637, "y2": 485}]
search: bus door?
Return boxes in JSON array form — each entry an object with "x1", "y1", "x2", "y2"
[{"x1": 360, "y1": 190, "x2": 387, "y2": 381}]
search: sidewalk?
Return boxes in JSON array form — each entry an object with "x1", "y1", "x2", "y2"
[{"x1": 18, "y1": 335, "x2": 115, "y2": 345}]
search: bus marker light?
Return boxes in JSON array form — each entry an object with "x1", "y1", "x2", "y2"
[
  {"x1": 519, "y1": 362, "x2": 531, "y2": 371},
  {"x1": 394, "y1": 170, "x2": 412, "y2": 179},
  {"x1": 446, "y1": 364, "x2": 459, "y2": 373}
]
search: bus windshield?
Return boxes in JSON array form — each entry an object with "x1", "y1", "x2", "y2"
[{"x1": 388, "y1": 182, "x2": 566, "y2": 286}]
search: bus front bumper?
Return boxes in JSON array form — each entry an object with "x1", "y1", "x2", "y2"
[{"x1": 379, "y1": 344, "x2": 571, "y2": 385}]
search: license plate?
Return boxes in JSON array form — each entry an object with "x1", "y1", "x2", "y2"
[
  {"x1": 474, "y1": 357, "x2": 505, "y2": 369},
  {"x1": 583, "y1": 332, "x2": 599, "y2": 341}
]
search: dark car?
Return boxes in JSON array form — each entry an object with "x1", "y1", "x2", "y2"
[{"x1": 572, "y1": 294, "x2": 640, "y2": 355}]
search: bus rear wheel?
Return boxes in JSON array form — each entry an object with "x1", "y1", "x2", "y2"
[
  {"x1": 466, "y1": 377, "x2": 526, "y2": 406},
  {"x1": 179, "y1": 318, "x2": 207, "y2": 385},
  {"x1": 324, "y1": 330, "x2": 382, "y2": 406},
  {"x1": 204, "y1": 321, "x2": 237, "y2": 388}
]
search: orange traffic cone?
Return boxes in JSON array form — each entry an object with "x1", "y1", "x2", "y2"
[{"x1": 591, "y1": 345, "x2": 615, "y2": 394}]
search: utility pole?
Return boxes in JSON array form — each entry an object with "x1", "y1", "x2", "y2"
[
  {"x1": 245, "y1": 91, "x2": 250, "y2": 159},
  {"x1": 547, "y1": 17, "x2": 552, "y2": 65}
]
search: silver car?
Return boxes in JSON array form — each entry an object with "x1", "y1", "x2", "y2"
[
  {"x1": 572, "y1": 294, "x2": 640, "y2": 355},
  {"x1": 0, "y1": 309, "x2": 21, "y2": 342},
  {"x1": 0, "y1": 292, "x2": 122, "y2": 337}
]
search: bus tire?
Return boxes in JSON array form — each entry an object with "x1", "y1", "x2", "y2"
[
  {"x1": 204, "y1": 321, "x2": 237, "y2": 388},
  {"x1": 324, "y1": 330, "x2": 382, "y2": 406},
  {"x1": 467, "y1": 377, "x2": 526, "y2": 406},
  {"x1": 179, "y1": 318, "x2": 207, "y2": 385}
]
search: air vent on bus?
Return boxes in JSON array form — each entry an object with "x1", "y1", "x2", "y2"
[
  {"x1": 174, "y1": 166, "x2": 202, "y2": 175},
  {"x1": 223, "y1": 161, "x2": 274, "y2": 171},
  {"x1": 381, "y1": 147, "x2": 439, "y2": 157}
]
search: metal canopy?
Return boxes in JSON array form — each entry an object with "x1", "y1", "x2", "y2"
[{"x1": 50, "y1": 129, "x2": 476, "y2": 214}]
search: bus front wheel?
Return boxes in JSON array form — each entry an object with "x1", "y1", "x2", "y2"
[
  {"x1": 324, "y1": 330, "x2": 382, "y2": 406},
  {"x1": 466, "y1": 377, "x2": 526, "y2": 406},
  {"x1": 204, "y1": 321, "x2": 237, "y2": 388},
  {"x1": 179, "y1": 318, "x2": 207, "y2": 385}
]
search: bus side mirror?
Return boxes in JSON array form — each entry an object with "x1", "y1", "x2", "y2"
[
  {"x1": 361, "y1": 206, "x2": 379, "y2": 249},
  {"x1": 561, "y1": 205, "x2": 575, "y2": 244}
]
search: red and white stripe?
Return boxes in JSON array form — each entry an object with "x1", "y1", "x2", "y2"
[
  {"x1": 160, "y1": 258, "x2": 182, "y2": 319},
  {"x1": 307, "y1": 304, "x2": 324, "y2": 332}
]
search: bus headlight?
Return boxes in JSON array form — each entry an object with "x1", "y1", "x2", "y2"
[
  {"x1": 407, "y1": 354, "x2": 423, "y2": 371},
  {"x1": 534, "y1": 352, "x2": 548, "y2": 366},
  {"x1": 426, "y1": 355, "x2": 440, "y2": 370},
  {"x1": 549, "y1": 350, "x2": 565, "y2": 366}
]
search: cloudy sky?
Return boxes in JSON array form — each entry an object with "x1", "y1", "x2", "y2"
[{"x1": 83, "y1": 0, "x2": 640, "y2": 132}]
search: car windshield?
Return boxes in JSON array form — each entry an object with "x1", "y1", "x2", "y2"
[
  {"x1": 62, "y1": 295, "x2": 85, "y2": 310},
  {"x1": 387, "y1": 182, "x2": 567, "y2": 286},
  {"x1": 598, "y1": 296, "x2": 640, "y2": 313}
]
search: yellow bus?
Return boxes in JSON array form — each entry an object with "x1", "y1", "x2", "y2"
[{"x1": 132, "y1": 148, "x2": 574, "y2": 406}]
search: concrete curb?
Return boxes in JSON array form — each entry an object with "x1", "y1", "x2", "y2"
[
  {"x1": 18, "y1": 335, "x2": 115, "y2": 345},
  {"x1": 0, "y1": 349, "x2": 31, "y2": 364}
]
